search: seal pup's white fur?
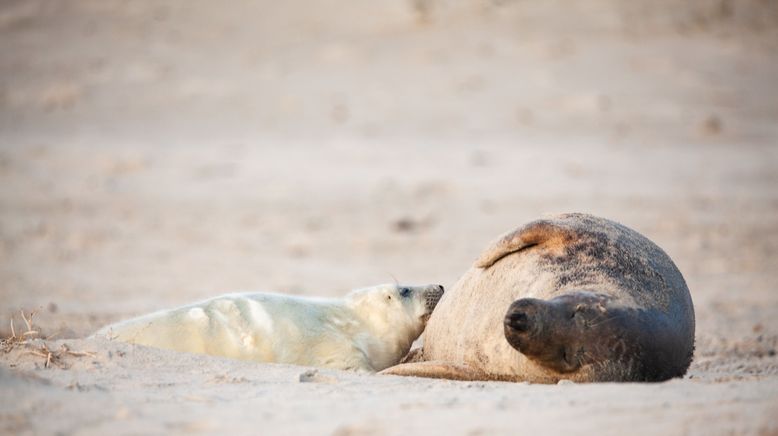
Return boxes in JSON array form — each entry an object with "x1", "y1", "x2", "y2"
[{"x1": 92, "y1": 284, "x2": 444, "y2": 372}]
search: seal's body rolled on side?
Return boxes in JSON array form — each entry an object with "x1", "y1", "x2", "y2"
[
  {"x1": 93, "y1": 284, "x2": 444, "y2": 372},
  {"x1": 382, "y1": 213, "x2": 695, "y2": 383}
]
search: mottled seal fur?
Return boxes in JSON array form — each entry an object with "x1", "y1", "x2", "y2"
[
  {"x1": 381, "y1": 213, "x2": 695, "y2": 382},
  {"x1": 93, "y1": 283, "x2": 444, "y2": 372}
]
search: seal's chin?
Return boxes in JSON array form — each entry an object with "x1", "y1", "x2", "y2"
[{"x1": 419, "y1": 313, "x2": 432, "y2": 324}]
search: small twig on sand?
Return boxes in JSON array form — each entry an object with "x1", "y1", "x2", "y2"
[
  {"x1": 67, "y1": 350, "x2": 97, "y2": 358},
  {"x1": 61, "y1": 343, "x2": 97, "y2": 358},
  {"x1": 20, "y1": 309, "x2": 35, "y2": 332},
  {"x1": 23, "y1": 343, "x2": 60, "y2": 368},
  {"x1": 2, "y1": 309, "x2": 97, "y2": 368},
  {"x1": 25, "y1": 348, "x2": 54, "y2": 368},
  {"x1": 2, "y1": 310, "x2": 40, "y2": 352}
]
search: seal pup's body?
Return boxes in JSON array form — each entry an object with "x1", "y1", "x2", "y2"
[
  {"x1": 382, "y1": 214, "x2": 695, "y2": 383},
  {"x1": 94, "y1": 284, "x2": 444, "y2": 372}
]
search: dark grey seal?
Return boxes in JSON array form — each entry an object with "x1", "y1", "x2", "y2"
[{"x1": 381, "y1": 213, "x2": 695, "y2": 383}]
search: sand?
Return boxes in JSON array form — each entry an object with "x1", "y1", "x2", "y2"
[{"x1": 1, "y1": 1, "x2": 777, "y2": 434}]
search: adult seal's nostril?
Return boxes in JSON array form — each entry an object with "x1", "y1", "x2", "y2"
[
  {"x1": 506, "y1": 311, "x2": 530, "y2": 333},
  {"x1": 504, "y1": 298, "x2": 547, "y2": 335}
]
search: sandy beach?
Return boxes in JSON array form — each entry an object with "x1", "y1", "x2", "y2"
[{"x1": 1, "y1": 1, "x2": 777, "y2": 434}]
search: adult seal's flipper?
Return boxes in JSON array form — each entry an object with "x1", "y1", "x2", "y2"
[
  {"x1": 475, "y1": 218, "x2": 576, "y2": 269},
  {"x1": 379, "y1": 361, "x2": 497, "y2": 381}
]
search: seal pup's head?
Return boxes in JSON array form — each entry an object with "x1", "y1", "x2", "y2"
[
  {"x1": 347, "y1": 283, "x2": 444, "y2": 333},
  {"x1": 346, "y1": 283, "x2": 444, "y2": 370}
]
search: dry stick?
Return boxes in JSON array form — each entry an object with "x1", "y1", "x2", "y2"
[
  {"x1": 26, "y1": 348, "x2": 52, "y2": 365},
  {"x1": 24, "y1": 347, "x2": 57, "y2": 368},
  {"x1": 65, "y1": 349, "x2": 97, "y2": 358},
  {"x1": 5, "y1": 308, "x2": 95, "y2": 367},
  {"x1": 26, "y1": 350, "x2": 48, "y2": 358},
  {"x1": 21, "y1": 309, "x2": 32, "y2": 332}
]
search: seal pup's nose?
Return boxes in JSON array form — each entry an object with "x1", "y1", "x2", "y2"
[{"x1": 424, "y1": 284, "x2": 445, "y2": 311}]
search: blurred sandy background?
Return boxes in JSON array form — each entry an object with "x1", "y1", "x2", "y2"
[{"x1": 1, "y1": 1, "x2": 777, "y2": 434}]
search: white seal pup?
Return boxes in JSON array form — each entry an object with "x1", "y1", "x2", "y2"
[{"x1": 92, "y1": 283, "x2": 444, "y2": 372}]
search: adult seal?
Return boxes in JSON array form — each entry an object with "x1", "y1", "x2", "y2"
[
  {"x1": 382, "y1": 213, "x2": 695, "y2": 382},
  {"x1": 93, "y1": 283, "x2": 445, "y2": 373}
]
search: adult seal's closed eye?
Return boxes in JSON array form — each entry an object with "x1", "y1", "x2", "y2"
[
  {"x1": 92, "y1": 283, "x2": 445, "y2": 372},
  {"x1": 381, "y1": 213, "x2": 695, "y2": 383}
]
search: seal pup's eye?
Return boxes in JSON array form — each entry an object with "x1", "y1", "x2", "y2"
[{"x1": 399, "y1": 287, "x2": 412, "y2": 298}]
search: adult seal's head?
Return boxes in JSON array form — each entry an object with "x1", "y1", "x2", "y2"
[{"x1": 382, "y1": 213, "x2": 695, "y2": 383}]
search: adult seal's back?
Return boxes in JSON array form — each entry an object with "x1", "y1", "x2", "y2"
[{"x1": 382, "y1": 213, "x2": 695, "y2": 383}]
